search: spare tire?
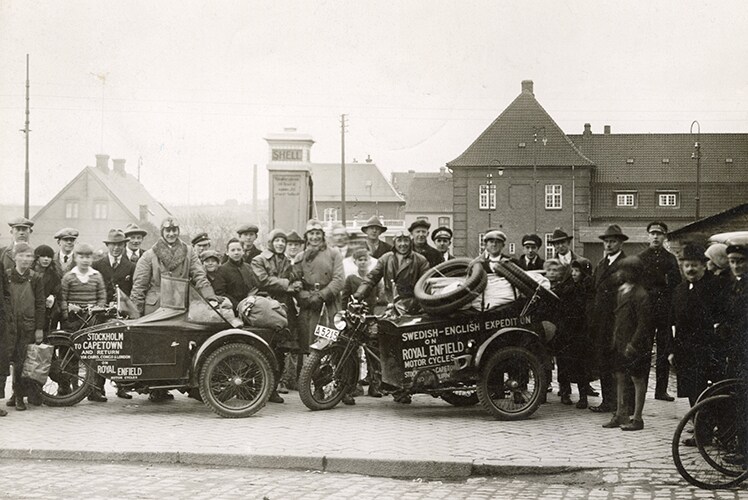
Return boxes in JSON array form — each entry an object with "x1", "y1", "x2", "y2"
[
  {"x1": 496, "y1": 261, "x2": 559, "y2": 303},
  {"x1": 415, "y1": 258, "x2": 487, "y2": 315}
]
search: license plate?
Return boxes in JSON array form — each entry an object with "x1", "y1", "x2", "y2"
[{"x1": 314, "y1": 325, "x2": 339, "y2": 342}]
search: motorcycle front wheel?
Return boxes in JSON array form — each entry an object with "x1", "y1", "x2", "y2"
[{"x1": 298, "y1": 345, "x2": 359, "y2": 411}]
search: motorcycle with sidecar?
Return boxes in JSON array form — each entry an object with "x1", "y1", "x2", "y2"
[
  {"x1": 298, "y1": 259, "x2": 559, "y2": 420},
  {"x1": 40, "y1": 277, "x2": 288, "y2": 418}
]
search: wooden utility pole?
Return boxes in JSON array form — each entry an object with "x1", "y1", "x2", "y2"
[
  {"x1": 340, "y1": 114, "x2": 347, "y2": 225},
  {"x1": 23, "y1": 54, "x2": 30, "y2": 218}
]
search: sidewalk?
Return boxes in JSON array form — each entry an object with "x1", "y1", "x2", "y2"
[{"x1": 0, "y1": 378, "x2": 688, "y2": 479}]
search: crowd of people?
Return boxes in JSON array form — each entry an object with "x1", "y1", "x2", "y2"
[{"x1": 0, "y1": 212, "x2": 746, "y2": 435}]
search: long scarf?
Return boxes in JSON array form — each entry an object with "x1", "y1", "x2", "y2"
[
  {"x1": 303, "y1": 241, "x2": 328, "y2": 263},
  {"x1": 152, "y1": 238, "x2": 188, "y2": 273}
]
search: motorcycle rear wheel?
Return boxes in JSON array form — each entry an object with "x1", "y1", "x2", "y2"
[
  {"x1": 299, "y1": 346, "x2": 359, "y2": 411},
  {"x1": 41, "y1": 335, "x2": 94, "y2": 407}
]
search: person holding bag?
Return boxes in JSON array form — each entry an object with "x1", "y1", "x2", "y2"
[{"x1": 3, "y1": 243, "x2": 45, "y2": 411}]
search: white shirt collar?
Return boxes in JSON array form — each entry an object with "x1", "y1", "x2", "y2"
[{"x1": 607, "y1": 251, "x2": 622, "y2": 264}]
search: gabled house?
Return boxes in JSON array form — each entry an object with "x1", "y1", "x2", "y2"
[
  {"x1": 400, "y1": 168, "x2": 454, "y2": 231},
  {"x1": 31, "y1": 154, "x2": 171, "y2": 247}
]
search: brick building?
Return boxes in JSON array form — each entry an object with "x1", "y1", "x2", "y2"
[{"x1": 447, "y1": 80, "x2": 748, "y2": 261}]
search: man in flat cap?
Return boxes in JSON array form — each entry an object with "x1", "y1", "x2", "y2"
[
  {"x1": 638, "y1": 221, "x2": 681, "y2": 401},
  {"x1": 0, "y1": 217, "x2": 34, "y2": 271},
  {"x1": 472, "y1": 230, "x2": 515, "y2": 274},
  {"x1": 721, "y1": 236, "x2": 748, "y2": 380},
  {"x1": 53, "y1": 227, "x2": 79, "y2": 278},
  {"x1": 671, "y1": 244, "x2": 723, "y2": 413},
  {"x1": 431, "y1": 226, "x2": 454, "y2": 263},
  {"x1": 409, "y1": 220, "x2": 442, "y2": 269},
  {"x1": 191, "y1": 232, "x2": 211, "y2": 258},
  {"x1": 361, "y1": 216, "x2": 392, "y2": 259},
  {"x1": 518, "y1": 234, "x2": 545, "y2": 271},
  {"x1": 124, "y1": 223, "x2": 148, "y2": 265},
  {"x1": 589, "y1": 224, "x2": 630, "y2": 413},
  {"x1": 236, "y1": 224, "x2": 262, "y2": 264}
]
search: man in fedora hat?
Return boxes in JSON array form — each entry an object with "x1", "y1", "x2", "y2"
[
  {"x1": 124, "y1": 223, "x2": 148, "y2": 264},
  {"x1": 671, "y1": 243, "x2": 722, "y2": 410},
  {"x1": 93, "y1": 229, "x2": 135, "y2": 304},
  {"x1": 431, "y1": 226, "x2": 454, "y2": 263},
  {"x1": 409, "y1": 220, "x2": 442, "y2": 268},
  {"x1": 518, "y1": 233, "x2": 545, "y2": 271},
  {"x1": 549, "y1": 228, "x2": 590, "y2": 271},
  {"x1": 361, "y1": 216, "x2": 392, "y2": 259},
  {"x1": 589, "y1": 224, "x2": 630, "y2": 413},
  {"x1": 0, "y1": 217, "x2": 34, "y2": 271},
  {"x1": 53, "y1": 227, "x2": 79, "y2": 278},
  {"x1": 638, "y1": 221, "x2": 681, "y2": 401}
]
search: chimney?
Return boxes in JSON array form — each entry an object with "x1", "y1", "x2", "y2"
[
  {"x1": 583, "y1": 123, "x2": 592, "y2": 137},
  {"x1": 521, "y1": 80, "x2": 534, "y2": 95},
  {"x1": 112, "y1": 158, "x2": 126, "y2": 176},
  {"x1": 365, "y1": 154, "x2": 373, "y2": 163},
  {"x1": 95, "y1": 154, "x2": 110, "y2": 173},
  {"x1": 604, "y1": 125, "x2": 611, "y2": 135},
  {"x1": 439, "y1": 166, "x2": 447, "y2": 180}
]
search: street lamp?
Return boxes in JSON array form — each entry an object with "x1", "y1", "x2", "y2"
[{"x1": 690, "y1": 120, "x2": 701, "y2": 220}]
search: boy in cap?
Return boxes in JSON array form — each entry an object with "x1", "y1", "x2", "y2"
[
  {"x1": 431, "y1": 227, "x2": 454, "y2": 263},
  {"x1": 638, "y1": 221, "x2": 681, "y2": 401},
  {"x1": 409, "y1": 220, "x2": 442, "y2": 268},
  {"x1": 518, "y1": 234, "x2": 544, "y2": 271},
  {"x1": 124, "y1": 223, "x2": 147, "y2": 264},
  {"x1": 2, "y1": 243, "x2": 45, "y2": 411},
  {"x1": 200, "y1": 250, "x2": 221, "y2": 287},
  {"x1": 60, "y1": 243, "x2": 108, "y2": 401},
  {"x1": 53, "y1": 227, "x2": 79, "y2": 278},
  {"x1": 285, "y1": 230, "x2": 304, "y2": 259},
  {"x1": 361, "y1": 216, "x2": 392, "y2": 259},
  {"x1": 236, "y1": 224, "x2": 262, "y2": 263}
]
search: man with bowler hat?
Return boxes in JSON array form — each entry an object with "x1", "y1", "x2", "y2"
[
  {"x1": 409, "y1": 220, "x2": 442, "y2": 268},
  {"x1": 124, "y1": 223, "x2": 148, "y2": 264},
  {"x1": 638, "y1": 221, "x2": 681, "y2": 401},
  {"x1": 431, "y1": 226, "x2": 454, "y2": 263},
  {"x1": 361, "y1": 216, "x2": 392, "y2": 259},
  {"x1": 518, "y1": 234, "x2": 545, "y2": 271},
  {"x1": 589, "y1": 224, "x2": 629, "y2": 413}
]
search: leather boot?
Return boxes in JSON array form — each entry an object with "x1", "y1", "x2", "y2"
[
  {"x1": 6, "y1": 393, "x2": 16, "y2": 407},
  {"x1": 0, "y1": 376, "x2": 6, "y2": 400},
  {"x1": 15, "y1": 394, "x2": 26, "y2": 411}
]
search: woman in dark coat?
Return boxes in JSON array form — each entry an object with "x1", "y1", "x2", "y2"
[
  {"x1": 33, "y1": 244, "x2": 62, "y2": 336},
  {"x1": 214, "y1": 238, "x2": 259, "y2": 311}
]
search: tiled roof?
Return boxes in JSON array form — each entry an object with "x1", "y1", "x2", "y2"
[
  {"x1": 447, "y1": 87, "x2": 593, "y2": 168},
  {"x1": 569, "y1": 133, "x2": 748, "y2": 183},
  {"x1": 404, "y1": 175, "x2": 453, "y2": 213},
  {"x1": 309, "y1": 163, "x2": 405, "y2": 203},
  {"x1": 87, "y1": 167, "x2": 172, "y2": 222},
  {"x1": 668, "y1": 203, "x2": 748, "y2": 237}
]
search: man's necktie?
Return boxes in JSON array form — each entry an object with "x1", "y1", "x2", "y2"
[
  {"x1": 64, "y1": 255, "x2": 69, "y2": 263},
  {"x1": 113, "y1": 258, "x2": 119, "y2": 269}
]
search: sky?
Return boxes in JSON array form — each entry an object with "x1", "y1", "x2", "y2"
[{"x1": 1, "y1": 1, "x2": 747, "y2": 207}]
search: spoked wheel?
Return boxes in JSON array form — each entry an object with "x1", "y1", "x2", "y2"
[
  {"x1": 672, "y1": 394, "x2": 748, "y2": 489},
  {"x1": 199, "y1": 343, "x2": 274, "y2": 418},
  {"x1": 41, "y1": 335, "x2": 94, "y2": 407},
  {"x1": 441, "y1": 390, "x2": 479, "y2": 407},
  {"x1": 696, "y1": 378, "x2": 743, "y2": 405},
  {"x1": 298, "y1": 346, "x2": 358, "y2": 411},
  {"x1": 477, "y1": 346, "x2": 544, "y2": 420}
]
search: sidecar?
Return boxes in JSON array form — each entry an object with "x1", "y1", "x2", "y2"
[{"x1": 40, "y1": 277, "x2": 287, "y2": 418}]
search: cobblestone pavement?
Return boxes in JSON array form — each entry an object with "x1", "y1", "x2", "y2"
[
  {"x1": 0, "y1": 459, "x2": 744, "y2": 499},
  {"x1": 1, "y1": 375, "x2": 692, "y2": 477}
]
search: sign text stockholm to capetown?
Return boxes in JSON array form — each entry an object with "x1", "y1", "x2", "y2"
[{"x1": 398, "y1": 314, "x2": 533, "y2": 381}]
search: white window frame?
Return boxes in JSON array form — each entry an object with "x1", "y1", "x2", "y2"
[
  {"x1": 323, "y1": 207, "x2": 339, "y2": 222},
  {"x1": 508, "y1": 243, "x2": 516, "y2": 255},
  {"x1": 658, "y1": 192, "x2": 678, "y2": 207},
  {"x1": 438, "y1": 216, "x2": 450, "y2": 227},
  {"x1": 544, "y1": 184, "x2": 562, "y2": 210},
  {"x1": 65, "y1": 201, "x2": 79, "y2": 219},
  {"x1": 93, "y1": 201, "x2": 108, "y2": 220},
  {"x1": 544, "y1": 233, "x2": 554, "y2": 261},
  {"x1": 478, "y1": 232, "x2": 485, "y2": 253},
  {"x1": 479, "y1": 184, "x2": 496, "y2": 210},
  {"x1": 616, "y1": 193, "x2": 636, "y2": 207}
]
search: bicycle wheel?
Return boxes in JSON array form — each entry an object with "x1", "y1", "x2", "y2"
[
  {"x1": 696, "y1": 378, "x2": 743, "y2": 405},
  {"x1": 672, "y1": 394, "x2": 748, "y2": 489}
]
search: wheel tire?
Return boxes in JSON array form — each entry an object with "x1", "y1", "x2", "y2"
[
  {"x1": 415, "y1": 258, "x2": 487, "y2": 314},
  {"x1": 495, "y1": 262, "x2": 559, "y2": 303},
  {"x1": 41, "y1": 336, "x2": 94, "y2": 407},
  {"x1": 199, "y1": 343, "x2": 274, "y2": 418},
  {"x1": 298, "y1": 346, "x2": 359, "y2": 411},
  {"x1": 672, "y1": 394, "x2": 748, "y2": 489},
  {"x1": 441, "y1": 391, "x2": 479, "y2": 407},
  {"x1": 477, "y1": 346, "x2": 545, "y2": 420},
  {"x1": 695, "y1": 378, "x2": 743, "y2": 405}
]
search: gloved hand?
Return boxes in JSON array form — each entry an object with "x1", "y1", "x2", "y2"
[
  {"x1": 308, "y1": 291, "x2": 323, "y2": 307},
  {"x1": 352, "y1": 292, "x2": 363, "y2": 302},
  {"x1": 297, "y1": 290, "x2": 311, "y2": 307}
]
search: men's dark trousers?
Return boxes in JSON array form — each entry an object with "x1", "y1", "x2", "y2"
[{"x1": 653, "y1": 317, "x2": 672, "y2": 394}]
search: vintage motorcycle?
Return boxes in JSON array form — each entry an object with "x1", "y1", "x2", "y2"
[{"x1": 298, "y1": 260, "x2": 558, "y2": 420}]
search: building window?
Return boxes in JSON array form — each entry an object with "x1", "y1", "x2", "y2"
[
  {"x1": 658, "y1": 192, "x2": 679, "y2": 207},
  {"x1": 545, "y1": 185, "x2": 562, "y2": 210},
  {"x1": 93, "y1": 201, "x2": 108, "y2": 220},
  {"x1": 323, "y1": 208, "x2": 338, "y2": 222},
  {"x1": 544, "y1": 233, "x2": 554, "y2": 261},
  {"x1": 438, "y1": 217, "x2": 450, "y2": 228},
  {"x1": 416, "y1": 216, "x2": 428, "y2": 221},
  {"x1": 65, "y1": 201, "x2": 79, "y2": 219},
  {"x1": 508, "y1": 243, "x2": 516, "y2": 255},
  {"x1": 478, "y1": 232, "x2": 485, "y2": 253},
  {"x1": 479, "y1": 184, "x2": 496, "y2": 210},
  {"x1": 616, "y1": 192, "x2": 637, "y2": 207}
]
